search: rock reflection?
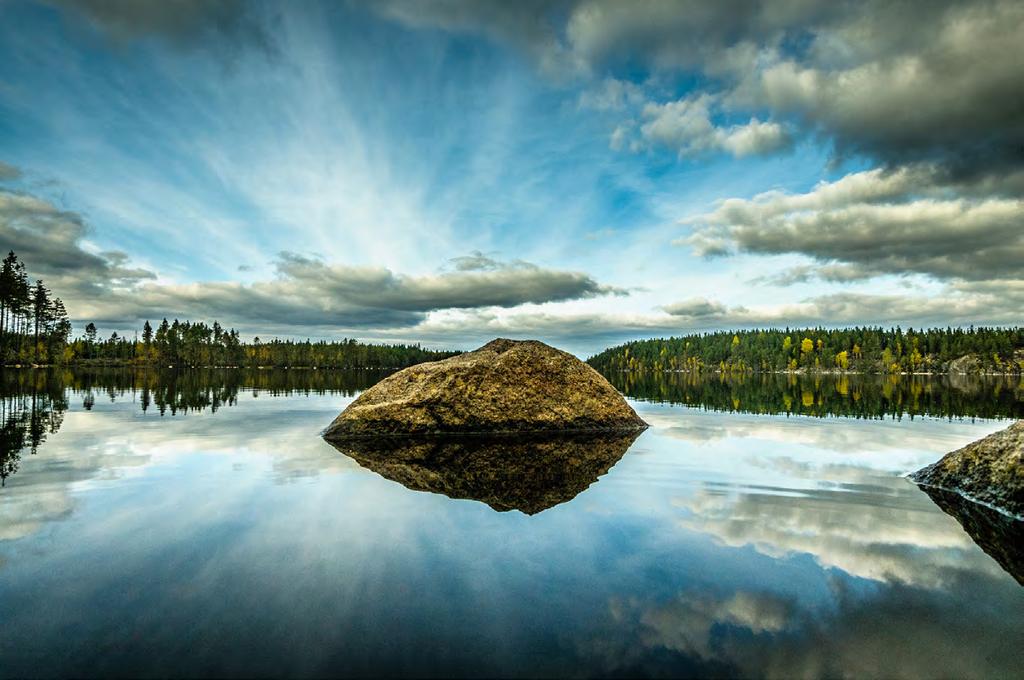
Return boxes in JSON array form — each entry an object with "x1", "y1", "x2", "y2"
[
  {"x1": 325, "y1": 431, "x2": 640, "y2": 514},
  {"x1": 919, "y1": 486, "x2": 1024, "y2": 585}
]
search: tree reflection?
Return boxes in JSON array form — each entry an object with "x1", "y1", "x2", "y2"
[
  {"x1": 0, "y1": 372, "x2": 68, "y2": 486},
  {"x1": 0, "y1": 368, "x2": 391, "y2": 485},
  {"x1": 604, "y1": 370, "x2": 1024, "y2": 420}
]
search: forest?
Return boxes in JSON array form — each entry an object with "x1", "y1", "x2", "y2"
[
  {"x1": 0, "y1": 251, "x2": 456, "y2": 368},
  {"x1": 588, "y1": 327, "x2": 1024, "y2": 375},
  {"x1": 66, "y1": 319, "x2": 457, "y2": 368}
]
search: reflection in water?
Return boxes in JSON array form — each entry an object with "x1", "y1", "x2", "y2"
[
  {"x1": 0, "y1": 373, "x2": 68, "y2": 486},
  {"x1": 0, "y1": 368, "x2": 1022, "y2": 677},
  {"x1": 0, "y1": 368, "x2": 387, "y2": 485},
  {"x1": 326, "y1": 431, "x2": 639, "y2": 514},
  {"x1": 607, "y1": 370, "x2": 1024, "y2": 420},
  {"x1": 919, "y1": 486, "x2": 1024, "y2": 585}
]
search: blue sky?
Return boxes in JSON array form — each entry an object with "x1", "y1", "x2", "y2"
[{"x1": 1, "y1": 1, "x2": 1021, "y2": 355}]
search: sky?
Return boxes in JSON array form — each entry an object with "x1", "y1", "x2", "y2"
[{"x1": 0, "y1": 0, "x2": 1021, "y2": 356}]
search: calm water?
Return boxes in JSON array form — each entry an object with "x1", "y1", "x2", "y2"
[{"x1": 1, "y1": 369, "x2": 1022, "y2": 678}]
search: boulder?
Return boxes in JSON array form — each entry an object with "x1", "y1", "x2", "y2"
[
  {"x1": 910, "y1": 420, "x2": 1024, "y2": 518},
  {"x1": 323, "y1": 338, "x2": 647, "y2": 438},
  {"x1": 946, "y1": 354, "x2": 982, "y2": 374},
  {"x1": 326, "y1": 430, "x2": 639, "y2": 514}
]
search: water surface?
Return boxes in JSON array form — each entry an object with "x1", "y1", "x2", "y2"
[{"x1": 0, "y1": 369, "x2": 1021, "y2": 678}]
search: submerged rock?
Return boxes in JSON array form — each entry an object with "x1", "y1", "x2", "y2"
[
  {"x1": 326, "y1": 430, "x2": 639, "y2": 514},
  {"x1": 910, "y1": 420, "x2": 1024, "y2": 518},
  {"x1": 323, "y1": 338, "x2": 647, "y2": 438}
]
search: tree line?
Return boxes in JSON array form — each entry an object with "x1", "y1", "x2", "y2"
[
  {"x1": 588, "y1": 327, "x2": 1024, "y2": 375},
  {"x1": 69, "y1": 319, "x2": 457, "y2": 368},
  {"x1": 0, "y1": 251, "x2": 456, "y2": 368}
]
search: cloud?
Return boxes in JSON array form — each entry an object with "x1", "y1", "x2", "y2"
[
  {"x1": 0, "y1": 187, "x2": 157, "y2": 299},
  {"x1": 749, "y1": 264, "x2": 872, "y2": 286},
  {"x1": 0, "y1": 161, "x2": 22, "y2": 182},
  {"x1": 660, "y1": 298, "x2": 733, "y2": 320},
  {"x1": 637, "y1": 95, "x2": 791, "y2": 158},
  {"x1": 270, "y1": 251, "x2": 626, "y2": 312},
  {"x1": 448, "y1": 250, "x2": 504, "y2": 272},
  {"x1": 604, "y1": 93, "x2": 792, "y2": 159},
  {"x1": 0, "y1": 186, "x2": 623, "y2": 331},
  {"x1": 681, "y1": 165, "x2": 1024, "y2": 282},
  {"x1": 48, "y1": 0, "x2": 274, "y2": 54},
  {"x1": 374, "y1": 0, "x2": 579, "y2": 78},
  {"x1": 730, "y1": 1, "x2": 1024, "y2": 174},
  {"x1": 77, "y1": 253, "x2": 626, "y2": 329},
  {"x1": 660, "y1": 290, "x2": 1024, "y2": 329},
  {"x1": 577, "y1": 78, "x2": 646, "y2": 112},
  {"x1": 377, "y1": 1, "x2": 1024, "y2": 176}
]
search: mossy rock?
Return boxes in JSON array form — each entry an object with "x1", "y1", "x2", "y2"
[
  {"x1": 911, "y1": 420, "x2": 1024, "y2": 518},
  {"x1": 323, "y1": 338, "x2": 647, "y2": 438}
]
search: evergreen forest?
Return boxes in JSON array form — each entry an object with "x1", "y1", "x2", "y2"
[{"x1": 588, "y1": 327, "x2": 1024, "y2": 375}]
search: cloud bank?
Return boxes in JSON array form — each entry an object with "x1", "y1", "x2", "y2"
[{"x1": 0, "y1": 181, "x2": 623, "y2": 333}]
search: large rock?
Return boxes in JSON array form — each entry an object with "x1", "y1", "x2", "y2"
[
  {"x1": 326, "y1": 430, "x2": 639, "y2": 514},
  {"x1": 323, "y1": 338, "x2": 647, "y2": 438},
  {"x1": 910, "y1": 420, "x2": 1024, "y2": 518}
]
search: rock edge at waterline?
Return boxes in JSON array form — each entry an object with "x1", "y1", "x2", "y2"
[
  {"x1": 323, "y1": 338, "x2": 647, "y2": 438},
  {"x1": 910, "y1": 420, "x2": 1024, "y2": 519}
]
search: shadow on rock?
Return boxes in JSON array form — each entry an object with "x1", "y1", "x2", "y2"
[
  {"x1": 919, "y1": 486, "x2": 1024, "y2": 586},
  {"x1": 324, "y1": 430, "x2": 642, "y2": 515}
]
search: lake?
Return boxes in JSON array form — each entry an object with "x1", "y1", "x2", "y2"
[{"x1": 1, "y1": 368, "x2": 1022, "y2": 678}]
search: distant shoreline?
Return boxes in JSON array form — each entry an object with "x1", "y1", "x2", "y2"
[
  {"x1": 0, "y1": 362, "x2": 404, "y2": 370},
  {"x1": 604, "y1": 367, "x2": 1024, "y2": 377},
  {"x1": 3, "y1": 362, "x2": 1021, "y2": 377}
]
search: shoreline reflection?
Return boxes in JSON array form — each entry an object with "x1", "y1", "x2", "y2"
[{"x1": 607, "y1": 370, "x2": 1023, "y2": 420}]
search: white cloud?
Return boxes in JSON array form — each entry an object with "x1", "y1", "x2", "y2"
[
  {"x1": 578, "y1": 77, "x2": 646, "y2": 111},
  {"x1": 624, "y1": 94, "x2": 791, "y2": 158},
  {"x1": 681, "y1": 166, "x2": 1024, "y2": 281}
]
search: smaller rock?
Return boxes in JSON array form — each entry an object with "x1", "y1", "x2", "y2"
[
  {"x1": 910, "y1": 420, "x2": 1024, "y2": 518},
  {"x1": 946, "y1": 354, "x2": 982, "y2": 374}
]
